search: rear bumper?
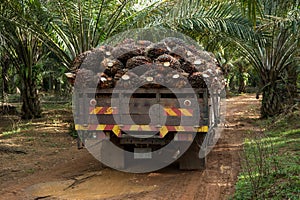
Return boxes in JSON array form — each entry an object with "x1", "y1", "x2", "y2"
[{"x1": 75, "y1": 124, "x2": 208, "y2": 138}]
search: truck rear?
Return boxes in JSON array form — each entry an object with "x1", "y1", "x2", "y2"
[{"x1": 70, "y1": 37, "x2": 224, "y2": 171}]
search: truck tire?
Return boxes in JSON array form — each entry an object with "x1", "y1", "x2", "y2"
[
  {"x1": 99, "y1": 139, "x2": 125, "y2": 169},
  {"x1": 179, "y1": 134, "x2": 206, "y2": 170}
]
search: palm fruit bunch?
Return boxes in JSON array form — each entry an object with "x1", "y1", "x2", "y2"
[
  {"x1": 126, "y1": 56, "x2": 152, "y2": 70},
  {"x1": 67, "y1": 37, "x2": 225, "y2": 92}
]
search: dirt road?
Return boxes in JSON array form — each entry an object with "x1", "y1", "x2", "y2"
[{"x1": 0, "y1": 94, "x2": 260, "y2": 200}]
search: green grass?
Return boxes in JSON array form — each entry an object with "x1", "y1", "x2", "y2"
[
  {"x1": 41, "y1": 102, "x2": 72, "y2": 110},
  {"x1": 232, "y1": 110, "x2": 300, "y2": 200},
  {"x1": 1, "y1": 128, "x2": 21, "y2": 137},
  {"x1": 0, "y1": 101, "x2": 73, "y2": 139}
]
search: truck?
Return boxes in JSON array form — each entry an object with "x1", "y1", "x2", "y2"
[{"x1": 69, "y1": 37, "x2": 223, "y2": 172}]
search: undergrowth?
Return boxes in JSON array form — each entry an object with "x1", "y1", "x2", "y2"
[{"x1": 232, "y1": 109, "x2": 300, "y2": 200}]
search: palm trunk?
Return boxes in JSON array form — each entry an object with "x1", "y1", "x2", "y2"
[
  {"x1": 261, "y1": 83, "x2": 281, "y2": 118},
  {"x1": 2, "y1": 56, "x2": 9, "y2": 94},
  {"x1": 261, "y1": 78, "x2": 294, "y2": 118},
  {"x1": 287, "y1": 66, "x2": 298, "y2": 103},
  {"x1": 1, "y1": 54, "x2": 10, "y2": 103},
  {"x1": 238, "y1": 64, "x2": 246, "y2": 93},
  {"x1": 229, "y1": 76, "x2": 235, "y2": 91},
  {"x1": 21, "y1": 76, "x2": 41, "y2": 119}
]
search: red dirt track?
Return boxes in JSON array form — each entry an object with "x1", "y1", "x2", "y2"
[{"x1": 0, "y1": 94, "x2": 260, "y2": 200}]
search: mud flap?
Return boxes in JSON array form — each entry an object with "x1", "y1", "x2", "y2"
[
  {"x1": 179, "y1": 134, "x2": 206, "y2": 170},
  {"x1": 101, "y1": 139, "x2": 125, "y2": 169}
]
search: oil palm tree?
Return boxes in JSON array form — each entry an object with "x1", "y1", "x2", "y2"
[
  {"x1": 33, "y1": 0, "x2": 163, "y2": 68},
  {"x1": 164, "y1": 0, "x2": 300, "y2": 117},
  {"x1": 237, "y1": 0, "x2": 300, "y2": 117},
  {"x1": 0, "y1": 0, "x2": 158, "y2": 119},
  {"x1": 0, "y1": 16, "x2": 44, "y2": 119}
]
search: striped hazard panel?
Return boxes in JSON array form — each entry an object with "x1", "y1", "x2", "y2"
[
  {"x1": 159, "y1": 126, "x2": 208, "y2": 137},
  {"x1": 75, "y1": 124, "x2": 121, "y2": 136},
  {"x1": 121, "y1": 125, "x2": 157, "y2": 131},
  {"x1": 163, "y1": 108, "x2": 193, "y2": 116},
  {"x1": 89, "y1": 107, "x2": 117, "y2": 114},
  {"x1": 75, "y1": 124, "x2": 208, "y2": 138},
  {"x1": 89, "y1": 107, "x2": 193, "y2": 116}
]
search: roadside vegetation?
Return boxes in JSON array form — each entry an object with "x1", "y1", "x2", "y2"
[{"x1": 233, "y1": 108, "x2": 300, "y2": 199}]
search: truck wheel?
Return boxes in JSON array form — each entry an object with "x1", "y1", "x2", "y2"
[
  {"x1": 99, "y1": 139, "x2": 125, "y2": 169},
  {"x1": 179, "y1": 134, "x2": 206, "y2": 170}
]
